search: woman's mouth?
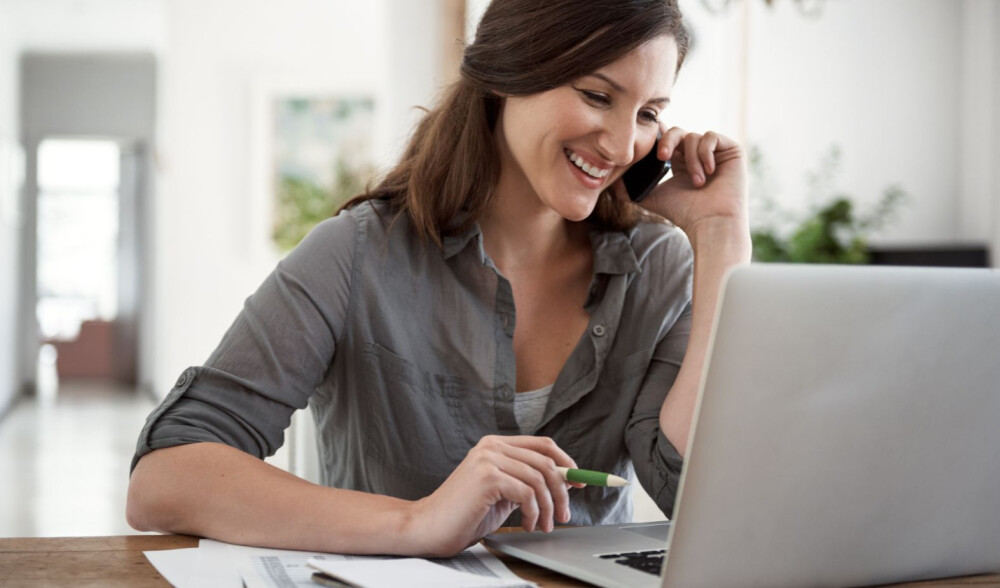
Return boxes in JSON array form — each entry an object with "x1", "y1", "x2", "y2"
[{"x1": 564, "y1": 148, "x2": 611, "y2": 180}]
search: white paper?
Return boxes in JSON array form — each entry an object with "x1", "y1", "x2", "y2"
[
  {"x1": 307, "y1": 556, "x2": 524, "y2": 588},
  {"x1": 192, "y1": 539, "x2": 245, "y2": 588},
  {"x1": 144, "y1": 548, "x2": 199, "y2": 587},
  {"x1": 204, "y1": 539, "x2": 334, "y2": 588},
  {"x1": 240, "y1": 543, "x2": 534, "y2": 588},
  {"x1": 145, "y1": 540, "x2": 326, "y2": 588},
  {"x1": 146, "y1": 538, "x2": 534, "y2": 588}
]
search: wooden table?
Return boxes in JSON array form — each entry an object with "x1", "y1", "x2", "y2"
[{"x1": 1, "y1": 534, "x2": 998, "y2": 587}]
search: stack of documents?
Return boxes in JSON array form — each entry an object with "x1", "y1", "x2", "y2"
[{"x1": 144, "y1": 538, "x2": 536, "y2": 588}]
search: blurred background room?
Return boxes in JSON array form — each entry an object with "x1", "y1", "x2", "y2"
[{"x1": 0, "y1": 0, "x2": 997, "y2": 537}]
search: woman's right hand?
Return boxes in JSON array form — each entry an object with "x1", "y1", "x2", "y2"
[{"x1": 405, "y1": 435, "x2": 583, "y2": 557}]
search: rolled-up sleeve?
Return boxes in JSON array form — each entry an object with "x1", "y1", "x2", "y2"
[
  {"x1": 625, "y1": 301, "x2": 692, "y2": 519},
  {"x1": 131, "y1": 211, "x2": 358, "y2": 473}
]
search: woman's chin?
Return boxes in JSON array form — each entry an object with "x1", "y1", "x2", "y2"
[
  {"x1": 548, "y1": 192, "x2": 600, "y2": 222},
  {"x1": 558, "y1": 202, "x2": 598, "y2": 223}
]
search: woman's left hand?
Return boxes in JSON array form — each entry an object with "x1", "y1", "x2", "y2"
[{"x1": 632, "y1": 127, "x2": 749, "y2": 237}]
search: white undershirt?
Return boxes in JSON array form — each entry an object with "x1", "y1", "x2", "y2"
[{"x1": 513, "y1": 384, "x2": 554, "y2": 435}]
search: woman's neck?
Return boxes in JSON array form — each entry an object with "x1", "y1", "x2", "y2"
[{"x1": 480, "y1": 171, "x2": 589, "y2": 273}]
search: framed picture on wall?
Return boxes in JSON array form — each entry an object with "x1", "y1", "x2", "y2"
[
  {"x1": 271, "y1": 96, "x2": 375, "y2": 251},
  {"x1": 249, "y1": 74, "x2": 382, "y2": 260}
]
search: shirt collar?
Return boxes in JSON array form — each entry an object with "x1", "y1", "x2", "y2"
[
  {"x1": 442, "y1": 221, "x2": 641, "y2": 275},
  {"x1": 442, "y1": 223, "x2": 483, "y2": 260},
  {"x1": 588, "y1": 225, "x2": 641, "y2": 275}
]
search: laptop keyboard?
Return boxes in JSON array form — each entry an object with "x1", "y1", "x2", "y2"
[{"x1": 598, "y1": 549, "x2": 666, "y2": 576}]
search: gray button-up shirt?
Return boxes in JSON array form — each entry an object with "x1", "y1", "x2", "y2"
[{"x1": 132, "y1": 199, "x2": 693, "y2": 524}]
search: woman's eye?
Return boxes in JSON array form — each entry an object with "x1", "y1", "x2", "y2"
[
  {"x1": 640, "y1": 110, "x2": 659, "y2": 124},
  {"x1": 580, "y1": 90, "x2": 610, "y2": 106}
]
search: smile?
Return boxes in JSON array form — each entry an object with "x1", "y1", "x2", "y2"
[{"x1": 564, "y1": 148, "x2": 611, "y2": 179}]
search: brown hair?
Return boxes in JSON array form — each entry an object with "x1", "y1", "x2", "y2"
[{"x1": 342, "y1": 0, "x2": 690, "y2": 247}]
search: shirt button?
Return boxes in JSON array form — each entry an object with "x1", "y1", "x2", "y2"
[
  {"x1": 592, "y1": 325, "x2": 606, "y2": 337},
  {"x1": 175, "y1": 369, "x2": 192, "y2": 388}
]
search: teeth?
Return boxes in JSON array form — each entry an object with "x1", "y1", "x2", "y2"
[{"x1": 566, "y1": 149, "x2": 610, "y2": 179}]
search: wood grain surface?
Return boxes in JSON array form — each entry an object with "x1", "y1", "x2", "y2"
[{"x1": 0, "y1": 534, "x2": 996, "y2": 587}]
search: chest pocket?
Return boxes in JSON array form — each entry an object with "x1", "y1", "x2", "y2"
[{"x1": 361, "y1": 342, "x2": 475, "y2": 486}]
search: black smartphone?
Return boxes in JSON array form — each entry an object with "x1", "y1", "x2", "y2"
[{"x1": 622, "y1": 141, "x2": 671, "y2": 203}]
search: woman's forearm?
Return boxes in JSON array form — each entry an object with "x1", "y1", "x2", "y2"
[
  {"x1": 127, "y1": 442, "x2": 418, "y2": 555},
  {"x1": 660, "y1": 218, "x2": 751, "y2": 457}
]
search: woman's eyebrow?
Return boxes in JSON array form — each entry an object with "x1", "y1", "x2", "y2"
[{"x1": 585, "y1": 72, "x2": 670, "y2": 105}]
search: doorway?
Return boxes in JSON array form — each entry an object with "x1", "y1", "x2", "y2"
[{"x1": 17, "y1": 53, "x2": 156, "y2": 398}]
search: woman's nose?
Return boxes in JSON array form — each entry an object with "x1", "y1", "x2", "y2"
[{"x1": 596, "y1": 120, "x2": 637, "y2": 167}]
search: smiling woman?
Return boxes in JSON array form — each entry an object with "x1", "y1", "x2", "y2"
[
  {"x1": 127, "y1": 0, "x2": 751, "y2": 559},
  {"x1": 495, "y1": 36, "x2": 678, "y2": 223}
]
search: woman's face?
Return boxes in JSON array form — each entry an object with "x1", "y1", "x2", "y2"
[{"x1": 495, "y1": 35, "x2": 679, "y2": 221}]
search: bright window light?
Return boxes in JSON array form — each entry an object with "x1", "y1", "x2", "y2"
[{"x1": 36, "y1": 138, "x2": 120, "y2": 341}]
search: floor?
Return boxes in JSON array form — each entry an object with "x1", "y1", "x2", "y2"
[{"x1": 0, "y1": 380, "x2": 157, "y2": 538}]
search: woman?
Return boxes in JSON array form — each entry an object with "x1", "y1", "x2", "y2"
[{"x1": 127, "y1": 0, "x2": 750, "y2": 558}]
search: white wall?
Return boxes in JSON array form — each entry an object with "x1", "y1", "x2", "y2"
[
  {"x1": 670, "y1": 2, "x2": 746, "y2": 142},
  {"x1": 0, "y1": 0, "x2": 21, "y2": 416},
  {"x1": 746, "y1": 0, "x2": 965, "y2": 244},
  {"x1": 995, "y1": 1, "x2": 1000, "y2": 266},
  {"x1": 6, "y1": 0, "x2": 167, "y2": 53},
  {"x1": 959, "y1": 0, "x2": 997, "y2": 253}
]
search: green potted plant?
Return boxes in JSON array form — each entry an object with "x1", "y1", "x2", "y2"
[{"x1": 749, "y1": 145, "x2": 908, "y2": 264}]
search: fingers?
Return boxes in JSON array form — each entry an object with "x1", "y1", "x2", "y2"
[
  {"x1": 683, "y1": 133, "x2": 704, "y2": 186},
  {"x1": 499, "y1": 445, "x2": 573, "y2": 526},
  {"x1": 660, "y1": 127, "x2": 736, "y2": 188},
  {"x1": 472, "y1": 436, "x2": 579, "y2": 532},
  {"x1": 498, "y1": 435, "x2": 578, "y2": 470},
  {"x1": 698, "y1": 132, "x2": 720, "y2": 175},
  {"x1": 495, "y1": 436, "x2": 584, "y2": 489},
  {"x1": 490, "y1": 454, "x2": 554, "y2": 532},
  {"x1": 659, "y1": 126, "x2": 687, "y2": 161}
]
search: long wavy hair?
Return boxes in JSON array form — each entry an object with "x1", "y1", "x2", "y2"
[{"x1": 341, "y1": 0, "x2": 690, "y2": 247}]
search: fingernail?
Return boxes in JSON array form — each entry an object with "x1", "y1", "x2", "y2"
[{"x1": 695, "y1": 173, "x2": 704, "y2": 184}]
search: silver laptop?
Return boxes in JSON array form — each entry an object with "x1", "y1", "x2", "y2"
[{"x1": 486, "y1": 264, "x2": 1000, "y2": 588}]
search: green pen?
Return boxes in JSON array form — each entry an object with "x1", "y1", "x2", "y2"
[{"x1": 557, "y1": 467, "x2": 630, "y2": 487}]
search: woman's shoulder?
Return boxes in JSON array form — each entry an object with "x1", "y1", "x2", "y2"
[
  {"x1": 627, "y1": 218, "x2": 693, "y2": 272},
  {"x1": 301, "y1": 199, "x2": 398, "y2": 250},
  {"x1": 279, "y1": 200, "x2": 391, "y2": 274},
  {"x1": 614, "y1": 219, "x2": 694, "y2": 314}
]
